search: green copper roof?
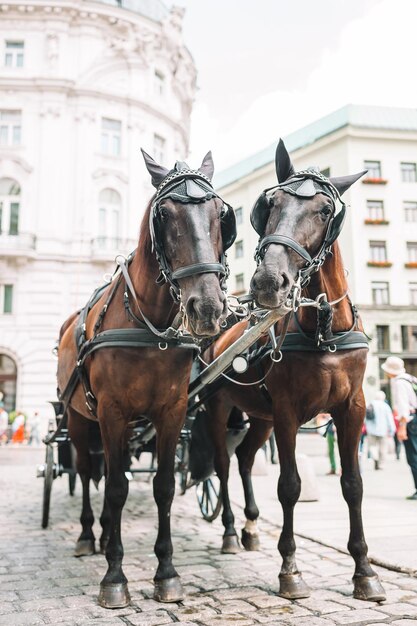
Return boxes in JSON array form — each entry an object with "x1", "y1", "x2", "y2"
[{"x1": 215, "y1": 104, "x2": 417, "y2": 189}]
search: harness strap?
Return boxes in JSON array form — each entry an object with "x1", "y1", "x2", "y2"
[
  {"x1": 258, "y1": 235, "x2": 312, "y2": 263},
  {"x1": 172, "y1": 262, "x2": 226, "y2": 280}
]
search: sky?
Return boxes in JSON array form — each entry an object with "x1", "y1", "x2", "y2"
[{"x1": 169, "y1": 0, "x2": 417, "y2": 171}]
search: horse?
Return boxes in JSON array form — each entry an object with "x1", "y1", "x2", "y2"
[
  {"x1": 202, "y1": 139, "x2": 386, "y2": 602},
  {"x1": 56, "y1": 149, "x2": 236, "y2": 608}
]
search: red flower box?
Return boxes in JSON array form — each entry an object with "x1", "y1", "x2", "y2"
[
  {"x1": 367, "y1": 261, "x2": 392, "y2": 267},
  {"x1": 362, "y1": 178, "x2": 388, "y2": 185},
  {"x1": 364, "y1": 219, "x2": 389, "y2": 225},
  {"x1": 405, "y1": 262, "x2": 417, "y2": 269}
]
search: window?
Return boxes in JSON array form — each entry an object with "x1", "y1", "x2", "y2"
[
  {"x1": 0, "y1": 178, "x2": 20, "y2": 235},
  {"x1": 0, "y1": 110, "x2": 21, "y2": 146},
  {"x1": 235, "y1": 273, "x2": 245, "y2": 293},
  {"x1": 401, "y1": 162, "x2": 417, "y2": 183},
  {"x1": 410, "y1": 283, "x2": 417, "y2": 305},
  {"x1": 407, "y1": 242, "x2": 417, "y2": 263},
  {"x1": 97, "y1": 189, "x2": 121, "y2": 249},
  {"x1": 364, "y1": 160, "x2": 382, "y2": 179},
  {"x1": 371, "y1": 281, "x2": 389, "y2": 305},
  {"x1": 235, "y1": 240, "x2": 243, "y2": 258},
  {"x1": 153, "y1": 134, "x2": 165, "y2": 164},
  {"x1": 376, "y1": 325, "x2": 390, "y2": 351},
  {"x1": 101, "y1": 118, "x2": 121, "y2": 156},
  {"x1": 0, "y1": 285, "x2": 13, "y2": 314},
  {"x1": 367, "y1": 200, "x2": 384, "y2": 221},
  {"x1": 235, "y1": 207, "x2": 243, "y2": 225},
  {"x1": 369, "y1": 241, "x2": 387, "y2": 262},
  {"x1": 4, "y1": 41, "x2": 24, "y2": 67},
  {"x1": 404, "y1": 201, "x2": 417, "y2": 222},
  {"x1": 154, "y1": 70, "x2": 165, "y2": 97},
  {"x1": 402, "y1": 326, "x2": 417, "y2": 352}
]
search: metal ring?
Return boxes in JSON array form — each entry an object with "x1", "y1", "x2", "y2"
[
  {"x1": 328, "y1": 345, "x2": 337, "y2": 353},
  {"x1": 270, "y1": 349, "x2": 283, "y2": 363},
  {"x1": 220, "y1": 319, "x2": 228, "y2": 328},
  {"x1": 158, "y1": 342, "x2": 168, "y2": 351}
]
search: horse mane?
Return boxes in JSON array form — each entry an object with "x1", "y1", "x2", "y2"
[{"x1": 137, "y1": 196, "x2": 155, "y2": 262}]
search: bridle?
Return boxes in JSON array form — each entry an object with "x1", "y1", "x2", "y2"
[
  {"x1": 150, "y1": 167, "x2": 235, "y2": 302},
  {"x1": 254, "y1": 170, "x2": 346, "y2": 295}
]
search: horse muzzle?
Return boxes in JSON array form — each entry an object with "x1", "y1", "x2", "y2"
[{"x1": 185, "y1": 293, "x2": 228, "y2": 338}]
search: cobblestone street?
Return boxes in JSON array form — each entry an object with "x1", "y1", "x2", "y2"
[{"x1": 1, "y1": 447, "x2": 417, "y2": 626}]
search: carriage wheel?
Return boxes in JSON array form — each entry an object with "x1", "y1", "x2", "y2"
[
  {"x1": 196, "y1": 475, "x2": 222, "y2": 522},
  {"x1": 41, "y1": 445, "x2": 54, "y2": 529}
]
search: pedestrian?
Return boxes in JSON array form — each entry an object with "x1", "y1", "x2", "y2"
[
  {"x1": 0, "y1": 397, "x2": 8, "y2": 445},
  {"x1": 317, "y1": 413, "x2": 337, "y2": 475},
  {"x1": 28, "y1": 411, "x2": 41, "y2": 446},
  {"x1": 365, "y1": 390, "x2": 396, "y2": 470},
  {"x1": 11, "y1": 410, "x2": 26, "y2": 444},
  {"x1": 381, "y1": 356, "x2": 417, "y2": 500}
]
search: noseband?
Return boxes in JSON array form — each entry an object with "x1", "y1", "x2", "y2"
[
  {"x1": 253, "y1": 170, "x2": 346, "y2": 288},
  {"x1": 150, "y1": 168, "x2": 236, "y2": 301}
]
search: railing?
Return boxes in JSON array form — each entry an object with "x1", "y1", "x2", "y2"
[{"x1": 0, "y1": 232, "x2": 36, "y2": 253}]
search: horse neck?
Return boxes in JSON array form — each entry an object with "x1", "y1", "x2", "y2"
[
  {"x1": 296, "y1": 242, "x2": 353, "y2": 332},
  {"x1": 128, "y1": 212, "x2": 178, "y2": 328}
]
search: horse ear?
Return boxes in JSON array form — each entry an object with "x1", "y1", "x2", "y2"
[
  {"x1": 275, "y1": 138, "x2": 295, "y2": 183},
  {"x1": 329, "y1": 171, "x2": 367, "y2": 196},
  {"x1": 199, "y1": 151, "x2": 214, "y2": 181},
  {"x1": 141, "y1": 148, "x2": 169, "y2": 188}
]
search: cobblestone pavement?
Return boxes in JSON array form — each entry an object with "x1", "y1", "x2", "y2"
[{"x1": 1, "y1": 449, "x2": 417, "y2": 626}]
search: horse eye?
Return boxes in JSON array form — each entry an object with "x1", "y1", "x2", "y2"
[
  {"x1": 320, "y1": 205, "x2": 332, "y2": 217},
  {"x1": 268, "y1": 197, "x2": 275, "y2": 208},
  {"x1": 159, "y1": 207, "x2": 169, "y2": 222},
  {"x1": 220, "y1": 206, "x2": 227, "y2": 218}
]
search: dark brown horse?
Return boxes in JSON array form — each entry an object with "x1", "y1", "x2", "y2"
[
  {"x1": 57, "y1": 150, "x2": 236, "y2": 608},
  {"x1": 203, "y1": 140, "x2": 386, "y2": 602}
]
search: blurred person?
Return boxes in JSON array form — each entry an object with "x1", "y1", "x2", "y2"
[
  {"x1": 382, "y1": 356, "x2": 417, "y2": 500},
  {"x1": 28, "y1": 411, "x2": 41, "y2": 446},
  {"x1": 11, "y1": 410, "x2": 26, "y2": 444},
  {"x1": 0, "y1": 397, "x2": 8, "y2": 445},
  {"x1": 365, "y1": 390, "x2": 396, "y2": 470},
  {"x1": 317, "y1": 413, "x2": 337, "y2": 475}
]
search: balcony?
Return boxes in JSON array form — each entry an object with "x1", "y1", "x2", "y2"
[
  {"x1": 91, "y1": 237, "x2": 137, "y2": 261},
  {"x1": 0, "y1": 232, "x2": 36, "y2": 257}
]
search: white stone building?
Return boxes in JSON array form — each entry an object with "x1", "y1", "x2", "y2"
[
  {"x1": 0, "y1": 0, "x2": 196, "y2": 419},
  {"x1": 215, "y1": 104, "x2": 417, "y2": 400}
]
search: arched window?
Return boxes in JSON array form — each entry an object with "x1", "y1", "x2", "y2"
[
  {"x1": 0, "y1": 353, "x2": 17, "y2": 412},
  {"x1": 98, "y1": 188, "x2": 121, "y2": 249},
  {"x1": 0, "y1": 177, "x2": 20, "y2": 236}
]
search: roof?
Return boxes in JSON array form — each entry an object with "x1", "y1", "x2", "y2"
[
  {"x1": 215, "y1": 104, "x2": 417, "y2": 189},
  {"x1": 92, "y1": 0, "x2": 168, "y2": 23}
]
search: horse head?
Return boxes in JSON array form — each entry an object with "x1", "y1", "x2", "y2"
[
  {"x1": 142, "y1": 149, "x2": 236, "y2": 336},
  {"x1": 250, "y1": 139, "x2": 365, "y2": 309}
]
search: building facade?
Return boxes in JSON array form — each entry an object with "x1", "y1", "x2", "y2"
[
  {"x1": 215, "y1": 105, "x2": 417, "y2": 400},
  {"x1": 0, "y1": 0, "x2": 196, "y2": 418}
]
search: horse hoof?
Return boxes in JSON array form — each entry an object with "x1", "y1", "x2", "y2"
[
  {"x1": 98, "y1": 582, "x2": 131, "y2": 609},
  {"x1": 221, "y1": 534, "x2": 241, "y2": 554},
  {"x1": 278, "y1": 573, "x2": 311, "y2": 599},
  {"x1": 154, "y1": 577, "x2": 184, "y2": 603},
  {"x1": 353, "y1": 575, "x2": 386, "y2": 602},
  {"x1": 74, "y1": 539, "x2": 95, "y2": 557},
  {"x1": 241, "y1": 528, "x2": 260, "y2": 551}
]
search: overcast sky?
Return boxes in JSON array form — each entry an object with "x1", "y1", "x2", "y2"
[{"x1": 169, "y1": 0, "x2": 417, "y2": 170}]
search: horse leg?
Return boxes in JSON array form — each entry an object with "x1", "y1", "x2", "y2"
[
  {"x1": 68, "y1": 409, "x2": 96, "y2": 557},
  {"x1": 97, "y1": 417, "x2": 130, "y2": 609},
  {"x1": 153, "y1": 420, "x2": 185, "y2": 602},
  {"x1": 207, "y1": 400, "x2": 240, "y2": 554},
  {"x1": 275, "y1": 414, "x2": 311, "y2": 599},
  {"x1": 333, "y1": 395, "x2": 386, "y2": 601},
  {"x1": 236, "y1": 416, "x2": 273, "y2": 551}
]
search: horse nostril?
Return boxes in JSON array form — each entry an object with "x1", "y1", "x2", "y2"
[
  {"x1": 280, "y1": 272, "x2": 291, "y2": 291},
  {"x1": 186, "y1": 296, "x2": 198, "y2": 318}
]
